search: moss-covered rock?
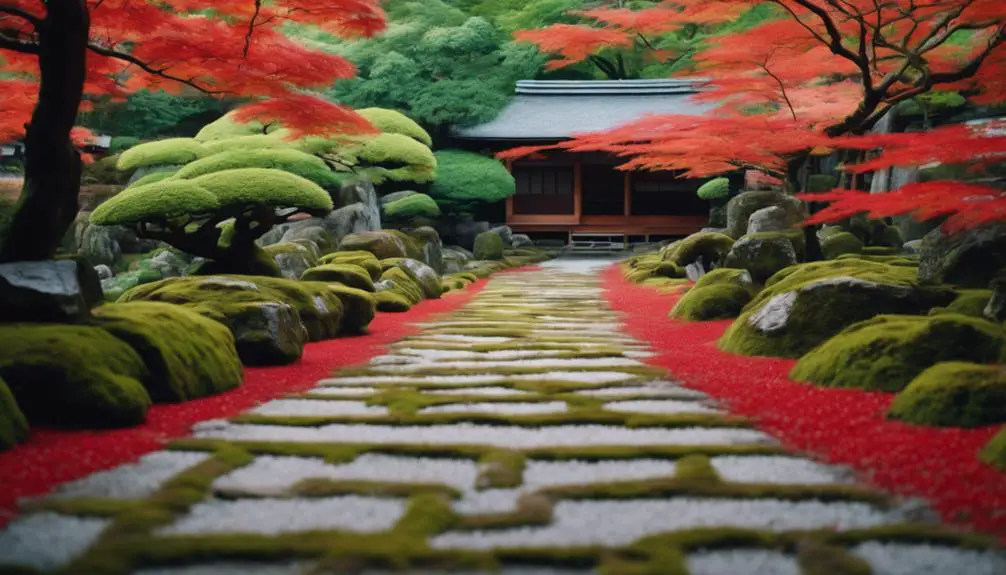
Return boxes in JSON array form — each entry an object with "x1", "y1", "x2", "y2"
[
  {"x1": 91, "y1": 302, "x2": 243, "y2": 402},
  {"x1": 396, "y1": 258, "x2": 442, "y2": 299},
  {"x1": 671, "y1": 284, "x2": 753, "y2": 321},
  {"x1": 791, "y1": 314, "x2": 1006, "y2": 392},
  {"x1": 939, "y1": 290, "x2": 993, "y2": 318},
  {"x1": 726, "y1": 191, "x2": 805, "y2": 238},
  {"x1": 720, "y1": 260, "x2": 955, "y2": 358},
  {"x1": 693, "y1": 268, "x2": 754, "y2": 290},
  {"x1": 980, "y1": 427, "x2": 1006, "y2": 471},
  {"x1": 474, "y1": 231, "x2": 504, "y2": 261},
  {"x1": 0, "y1": 324, "x2": 151, "y2": 427},
  {"x1": 375, "y1": 290, "x2": 413, "y2": 313},
  {"x1": 661, "y1": 232, "x2": 735, "y2": 268},
  {"x1": 318, "y1": 250, "x2": 382, "y2": 281},
  {"x1": 326, "y1": 284, "x2": 377, "y2": 333},
  {"x1": 654, "y1": 262, "x2": 686, "y2": 279},
  {"x1": 337, "y1": 230, "x2": 422, "y2": 261},
  {"x1": 822, "y1": 232, "x2": 864, "y2": 260},
  {"x1": 861, "y1": 246, "x2": 899, "y2": 256},
  {"x1": 203, "y1": 301, "x2": 307, "y2": 365},
  {"x1": 723, "y1": 232, "x2": 798, "y2": 283},
  {"x1": 0, "y1": 259, "x2": 102, "y2": 323},
  {"x1": 0, "y1": 377, "x2": 29, "y2": 450},
  {"x1": 873, "y1": 225, "x2": 904, "y2": 249},
  {"x1": 379, "y1": 267, "x2": 425, "y2": 305},
  {"x1": 263, "y1": 242, "x2": 317, "y2": 281},
  {"x1": 301, "y1": 264, "x2": 375, "y2": 292},
  {"x1": 919, "y1": 223, "x2": 1006, "y2": 288},
  {"x1": 888, "y1": 362, "x2": 1006, "y2": 427}
]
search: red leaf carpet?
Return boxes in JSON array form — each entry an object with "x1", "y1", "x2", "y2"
[
  {"x1": 0, "y1": 276, "x2": 498, "y2": 527},
  {"x1": 602, "y1": 265, "x2": 1006, "y2": 540}
]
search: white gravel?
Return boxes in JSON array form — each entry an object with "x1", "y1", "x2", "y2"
[
  {"x1": 524, "y1": 459, "x2": 676, "y2": 488},
  {"x1": 710, "y1": 456, "x2": 854, "y2": 485},
  {"x1": 42, "y1": 451, "x2": 209, "y2": 500},
  {"x1": 852, "y1": 542, "x2": 1006, "y2": 575},
  {"x1": 688, "y1": 550, "x2": 800, "y2": 575},
  {"x1": 417, "y1": 321, "x2": 624, "y2": 331},
  {"x1": 367, "y1": 357, "x2": 644, "y2": 373},
  {"x1": 415, "y1": 335, "x2": 515, "y2": 343},
  {"x1": 308, "y1": 387, "x2": 379, "y2": 397},
  {"x1": 432, "y1": 498, "x2": 894, "y2": 549},
  {"x1": 575, "y1": 384, "x2": 708, "y2": 399},
  {"x1": 135, "y1": 562, "x2": 316, "y2": 575},
  {"x1": 194, "y1": 423, "x2": 775, "y2": 448},
  {"x1": 0, "y1": 513, "x2": 111, "y2": 571},
  {"x1": 214, "y1": 454, "x2": 477, "y2": 495},
  {"x1": 159, "y1": 496, "x2": 405, "y2": 535},
  {"x1": 318, "y1": 375, "x2": 509, "y2": 386},
  {"x1": 249, "y1": 399, "x2": 388, "y2": 417},
  {"x1": 507, "y1": 372, "x2": 641, "y2": 384},
  {"x1": 420, "y1": 402, "x2": 569, "y2": 415},
  {"x1": 426, "y1": 387, "x2": 531, "y2": 396},
  {"x1": 604, "y1": 399, "x2": 721, "y2": 415},
  {"x1": 393, "y1": 349, "x2": 618, "y2": 361},
  {"x1": 452, "y1": 489, "x2": 524, "y2": 515}
]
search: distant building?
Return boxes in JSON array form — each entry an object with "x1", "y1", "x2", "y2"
[{"x1": 452, "y1": 79, "x2": 740, "y2": 244}]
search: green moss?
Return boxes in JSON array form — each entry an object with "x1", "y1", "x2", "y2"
[
  {"x1": 655, "y1": 261, "x2": 685, "y2": 278},
  {"x1": 694, "y1": 268, "x2": 754, "y2": 289},
  {"x1": 383, "y1": 192, "x2": 441, "y2": 219},
  {"x1": 862, "y1": 246, "x2": 899, "y2": 256},
  {"x1": 822, "y1": 232, "x2": 864, "y2": 260},
  {"x1": 887, "y1": 362, "x2": 1006, "y2": 427},
  {"x1": 474, "y1": 231, "x2": 504, "y2": 261},
  {"x1": 301, "y1": 263, "x2": 375, "y2": 292},
  {"x1": 375, "y1": 290, "x2": 413, "y2": 312},
  {"x1": 662, "y1": 232, "x2": 735, "y2": 267},
  {"x1": 174, "y1": 149, "x2": 343, "y2": 189},
  {"x1": 979, "y1": 427, "x2": 1006, "y2": 470},
  {"x1": 319, "y1": 250, "x2": 382, "y2": 281},
  {"x1": 195, "y1": 111, "x2": 286, "y2": 142},
  {"x1": 724, "y1": 232, "x2": 800, "y2": 283},
  {"x1": 0, "y1": 376, "x2": 29, "y2": 450},
  {"x1": 339, "y1": 230, "x2": 423, "y2": 261},
  {"x1": 791, "y1": 314, "x2": 1006, "y2": 392},
  {"x1": 189, "y1": 168, "x2": 333, "y2": 213},
  {"x1": 282, "y1": 478, "x2": 460, "y2": 500},
  {"x1": 326, "y1": 284, "x2": 377, "y2": 333},
  {"x1": 90, "y1": 302, "x2": 243, "y2": 402},
  {"x1": 358, "y1": 108, "x2": 433, "y2": 146},
  {"x1": 697, "y1": 177, "x2": 730, "y2": 200},
  {"x1": 477, "y1": 451, "x2": 526, "y2": 489},
  {"x1": 201, "y1": 134, "x2": 293, "y2": 154},
  {"x1": 674, "y1": 455, "x2": 721, "y2": 483},
  {"x1": 941, "y1": 289, "x2": 992, "y2": 318},
  {"x1": 0, "y1": 324, "x2": 151, "y2": 427},
  {"x1": 873, "y1": 225, "x2": 904, "y2": 248},
  {"x1": 380, "y1": 267, "x2": 425, "y2": 304},
  {"x1": 670, "y1": 284, "x2": 752, "y2": 321},
  {"x1": 460, "y1": 493, "x2": 553, "y2": 531},
  {"x1": 116, "y1": 138, "x2": 208, "y2": 172},
  {"x1": 128, "y1": 169, "x2": 178, "y2": 188},
  {"x1": 797, "y1": 541, "x2": 872, "y2": 575},
  {"x1": 90, "y1": 179, "x2": 220, "y2": 226},
  {"x1": 302, "y1": 132, "x2": 436, "y2": 185}
]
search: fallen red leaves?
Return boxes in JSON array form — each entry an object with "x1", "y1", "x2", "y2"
[
  {"x1": 603, "y1": 266, "x2": 1006, "y2": 539},
  {"x1": 0, "y1": 278, "x2": 490, "y2": 527}
]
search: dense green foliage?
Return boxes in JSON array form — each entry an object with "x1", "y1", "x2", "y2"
[
  {"x1": 116, "y1": 138, "x2": 209, "y2": 172},
  {"x1": 384, "y1": 193, "x2": 441, "y2": 219},
  {"x1": 357, "y1": 108, "x2": 433, "y2": 146},
  {"x1": 174, "y1": 149, "x2": 344, "y2": 188},
  {"x1": 697, "y1": 177, "x2": 730, "y2": 200},
  {"x1": 429, "y1": 149, "x2": 515, "y2": 209},
  {"x1": 80, "y1": 90, "x2": 229, "y2": 140}
]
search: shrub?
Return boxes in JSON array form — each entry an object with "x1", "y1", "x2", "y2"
[
  {"x1": 300, "y1": 132, "x2": 436, "y2": 185},
  {"x1": 429, "y1": 149, "x2": 515, "y2": 210},
  {"x1": 357, "y1": 108, "x2": 433, "y2": 147},
  {"x1": 888, "y1": 362, "x2": 1006, "y2": 427},
  {"x1": 194, "y1": 110, "x2": 286, "y2": 142},
  {"x1": 821, "y1": 232, "x2": 864, "y2": 260},
  {"x1": 474, "y1": 231, "x2": 504, "y2": 261},
  {"x1": 383, "y1": 193, "x2": 441, "y2": 220},
  {"x1": 697, "y1": 177, "x2": 730, "y2": 200},
  {"x1": 116, "y1": 138, "x2": 209, "y2": 172},
  {"x1": 174, "y1": 149, "x2": 344, "y2": 188}
]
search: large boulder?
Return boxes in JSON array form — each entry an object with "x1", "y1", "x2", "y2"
[
  {"x1": 338, "y1": 230, "x2": 422, "y2": 261},
  {"x1": 301, "y1": 263, "x2": 375, "y2": 292},
  {"x1": 219, "y1": 301, "x2": 307, "y2": 365},
  {"x1": 264, "y1": 242, "x2": 318, "y2": 280},
  {"x1": 719, "y1": 259, "x2": 955, "y2": 358},
  {"x1": 490, "y1": 225, "x2": 514, "y2": 246},
  {"x1": 397, "y1": 258, "x2": 443, "y2": 299},
  {"x1": 726, "y1": 191, "x2": 805, "y2": 239},
  {"x1": 888, "y1": 362, "x2": 1006, "y2": 428},
  {"x1": 318, "y1": 250, "x2": 382, "y2": 282},
  {"x1": 511, "y1": 234, "x2": 534, "y2": 248},
  {"x1": 326, "y1": 284, "x2": 377, "y2": 334},
  {"x1": 790, "y1": 314, "x2": 1006, "y2": 392},
  {"x1": 0, "y1": 259, "x2": 102, "y2": 323},
  {"x1": 661, "y1": 232, "x2": 735, "y2": 268},
  {"x1": 747, "y1": 206, "x2": 791, "y2": 234},
  {"x1": 455, "y1": 216, "x2": 491, "y2": 251},
  {"x1": 671, "y1": 284, "x2": 753, "y2": 321},
  {"x1": 281, "y1": 224, "x2": 335, "y2": 254},
  {"x1": 409, "y1": 226, "x2": 444, "y2": 273},
  {"x1": 474, "y1": 231, "x2": 505, "y2": 261},
  {"x1": 822, "y1": 232, "x2": 864, "y2": 260},
  {"x1": 919, "y1": 223, "x2": 1006, "y2": 287},
  {"x1": 379, "y1": 267, "x2": 425, "y2": 305},
  {"x1": 723, "y1": 232, "x2": 799, "y2": 283}
]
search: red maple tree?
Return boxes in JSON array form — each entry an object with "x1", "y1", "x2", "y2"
[{"x1": 0, "y1": 1, "x2": 385, "y2": 262}]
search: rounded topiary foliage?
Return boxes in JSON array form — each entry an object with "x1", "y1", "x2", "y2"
[
  {"x1": 694, "y1": 268, "x2": 754, "y2": 290},
  {"x1": 888, "y1": 362, "x2": 1006, "y2": 427},
  {"x1": 319, "y1": 251, "x2": 383, "y2": 281},
  {"x1": 202, "y1": 134, "x2": 293, "y2": 155},
  {"x1": 671, "y1": 284, "x2": 753, "y2": 321},
  {"x1": 697, "y1": 177, "x2": 730, "y2": 200},
  {"x1": 91, "y1": 302, "x2": 244, "y2": 403},
  {"x1": 474, "y1": 231, "x2": 504, "y2": 261},
  {"x1": 194, "y1": 111, "x2": 286, "y2": 142},
  {"x1": 429, "y1": 150, "x2": 515, "y2": 209},
  {"x1": 116, "y1": 138, "x2": 209, "y2": 172},
  {"x1": 91, "y1": 179, "x2": 221, "y2": 225},
  {"x1": 0, "y1": 324, "x2": 152, "y2": 428},
  {"x1": 791, "y1": 314, "x2": 1006, "y2": 392},
  {"x1": 174, "y1": 149, "x2": 344, "y2": 189},
  {"x1": 187, "y1": 168, "x2": 333, "y2": 212},
  {"x1": 357, "y1": 108, "x2": 433, "y2": 147},
  {"x1": 301, "y1": 132, "x2": 436, "y2": 186},
  {"x1": 383, "y1": 193, "x2": 441, "y2": 220}
]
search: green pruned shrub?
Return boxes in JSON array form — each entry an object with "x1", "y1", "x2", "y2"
[
  {"x1": 82, "y1": 154, "x2": 130, "y2": 185},
  {"x1": 325, "y1": 284, "x2": 377, "y2": 333},
  {"x1": 980, "y1": 427, "x2": 1006, "y2": 470},
  {"x1": 888, "y1": 362, "x2": 1006, "y2": 427},
  {"x1": 383, "y1": 193, "x2": 441, "y2": 219},
  {"x1": 791, "y1": 314, "x2": 1006, "y2": 392},
  {"x1": 822, "y1": 232, "x2": 864, "y2": 260},
  {"x1": 671, "y1": 284, "x2": 753, "y2": 321},
  {"x1": 375, "y1": 290, "x2": 413, "y2": 312},
  {"x1": 357, "y1": 108, "x2": 433, "y2": 147},
  {"x1": 194, "y1": 111, "x2": 285, "y2": 142},
  {"x1": 0, "y1": 377, "x2": 29, "y2": 450},
  {"x1": 301, "y1": 132, "x2": 436, "y2": 185},
  {"x1": 128, "y1": 169, "x2": 179, "y2": 188},
  {"x1": 91, "y1": 179, "x2": 221, "y2": 225},
  {"x1": 301, "y1": 263, "x2": 375, "y2": 292},
  {"x1": 697, "y1": 177, "x2": 730, "y2": 200},
  {"x1": 202, "y1": 135, "x2": 292, "y2": 155},
  {"x1": 116, "y1": 138, "x2": 209, "y2": 172},
  {"x1": 474, "y1": 231, "x2": 504, "y2": 261},
  {"x1": 174, "y1": 149, "x2": 344, "y2": 189},
  {"x1": 429, "y1": 149, "x2": 515, "y2": 209},
  {"x1": 662, "y1": 232, "x2": 735, "y2": 267},
  {"x1": 0, "y1": 324, "x2": 151, "y2": 428},
  {"x1": 91, "y1": 302, "x2": 243, "y2": 403},
  {"x1": 188, "y1": 168, "x2": 333, "y2": 212}
]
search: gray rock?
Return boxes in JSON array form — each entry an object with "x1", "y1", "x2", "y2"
[
  {"x1": 257, "y1": 225, "x2": 289, "y2": 247},
  {"x1": 490, "y1": 225, "x2": 514, "y2": 245},
  {"x1": 336, "y1": 179, "x2": 378, "y2": 209},
  {"x1": 380, "y1": 190, "x2": 418, "y2": 205},
  {"x1": 281, "y1": 225, "x2": 334, "y2": 254},
  {"x1": 397, "y1": 258, "x2": 442, "y2": 299},
  {"x1": 726, "y1": 191, "x2": 805, "y2": 238},
  {"x1": 146, "y1": 250, "x2": 188, "y2": 278},
  {"x1": 511, "y1": 234, "x2": 534, "y2": 248},
  {"x1": 0, "y1": 260, "x2": 100, "y2": 322},
  {"x1": 445, "y1": 245, "x2": 474, "y2": 261},
  {"x1": 724, "y1": 234, "x2": 799, "y2": 283},
  {"x1": 685, "y1": 260, "x2": 706, "y2": 282},
  {"x1": 81, "y1": 225, "x2": 122, "y2": 268},
  {"x1": 289, "y1": 239, "x2": 321, "y2": 261},
  {"x1": 338, "y1": 230, "x2": 418, "y2": 260},
  {"x1": 274, "y1": 252, "x2": 313, "y2": 281},
  {"x1": 409, "y1": 226, "x2": 444, "y2": 273},
  {"x1": 985, "y1": 276, "x2": 1006, "y2": 322},
  {"x1": 227, "y1": 302, "x2": 307, "y2": 366},
  {"x1": 373, "y1": 280, "x2": 395, "y2": 292},
  {"x1": 455, "y1": 217, "x2": 491, "y2": 251},
  {"x1": 94, "y1": 265, "x2": 113, "y2": 281},
  {"x1": 747, "y1": 206, "x2": 791, "y2": 234},
  {"x1": 918, "y1": 223, "x2": 1006, "y2": 287},
  {"x1": 700, "y1": 227, "x2": 729, "y2": 234},
  {"x1": 323, "y1": 202, "x2": 381, "y2": 245},
  {"x1": 902, "y1": 239, "x2": 923, "y2": 254}
]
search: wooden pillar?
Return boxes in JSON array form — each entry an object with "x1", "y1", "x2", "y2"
[
  {"x1": 623, "y1": 171, "x2": 632, "y2": 216},
  {"x1": 505, "y1": 160, "x2": 514, "y2": 223},
  {"x1": 573, "y1": 160, "x2": 582, "y2": 223}
]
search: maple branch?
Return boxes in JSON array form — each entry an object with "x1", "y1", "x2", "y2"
[
  {"x1": 244, "y1": 0, "x2": 262, "y2": 58},
  {"x1": 757, "y1": 52, "x2": 797, "y2": 122},
  {"x1": 0, "y1": 34, "x2": 38, "y2": 54},
  {"x1": 86, "y1": 43, "x2": 224, "y2": 94},
  {"x1": 0, "y1": 6, "x2": 42, "y2": 28}
]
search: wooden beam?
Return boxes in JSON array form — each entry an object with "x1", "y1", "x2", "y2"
[
  {"x1": 573, "y1": 160, "x2": 582, "y2": 223},
  {"x1": 624, "y1": 171, "x2": 632, "y2": 216}
]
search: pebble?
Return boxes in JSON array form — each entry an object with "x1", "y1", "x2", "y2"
[
  {"x1": 43, "y1": 451, "x2": 209, "y2": 500},
  {"x1": 0, "y1": 513, "x2": 110, "y2": 571},
  {"x1": 852, "y1": 542, "x2": 1006, "y2": 575},
  {"x1": 523, "y1": 459, "x2": 676, "y2": 488},
  {"x1": 604, "y1": 399, "x2": 722, "y2": 415},
  {"x1": 419, "y1": 402, "x2": 569, "y2": 415},
  {"x1": 249, "y1": 399, "x2": 388, "y2": 417}
]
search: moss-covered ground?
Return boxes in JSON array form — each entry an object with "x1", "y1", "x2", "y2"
[{"x1": 1, "y1": 262, "x2": 1001, "y2": 574}]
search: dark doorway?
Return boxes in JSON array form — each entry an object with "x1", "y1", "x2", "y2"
[{"x1": 582, "y1": 165, "x2": 625, "y2": 215}]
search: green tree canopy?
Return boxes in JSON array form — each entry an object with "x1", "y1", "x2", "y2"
[{"x1": 429, "y1": 149, "x2": 515, "y2": 210}]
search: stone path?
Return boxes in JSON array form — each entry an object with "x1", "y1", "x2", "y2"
[{"x1": 2, "y1": 259, "x2": 1005, "y2": 574}]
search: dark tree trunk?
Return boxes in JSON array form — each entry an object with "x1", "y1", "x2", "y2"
[
  {"x1": 787, "y1": 154, "x2": 823, "y2": 261},
  {"x1": 0, "y1": 2, "x2": 90, "y2": 263}
]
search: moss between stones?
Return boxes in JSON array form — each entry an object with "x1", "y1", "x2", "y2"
[
  {"x1": 318, "y1": 250, "x2": 382, "y2": 281},
  {"x1": 887, "y1": 362, "x2": 1006, "y2": 427},
  {"x1": 0, "y1": 324, "x2": 151, "y2": 428},
  {"x1": 476, "y1": 450, "x2": 526, "y2": 489},
  {"x1": 91, "y1": 302, "x2": 243, "y2": 402},
  {"x1": 326, "y1": 284, "x2": 377, "y2": 333},
  {"x1": 301, "y1": 263, "x2": 375, "y2": 292},
  {"x1": 670, "y1": 284, "x2": 753, "y2": 321},
  {"x1": 0, "y1": 376, "x2": 29, "y2": 450},
  {"x1": 980, "y1": 426, "x2": 1006, "y2": 471},
  {"x1": 791, "y1": 314, "x2": 1006, "y2": 392},
  {"x1": 380, "y1": 267, "x2": 425, "y2": 305},
  {"x1": 694, "y1": 268, "x2": 754, "y2": 290},
  {"x1": 797, "y1": 541, "x2": 873, "y2": 575},
  {"x1": 940, "y1": 289, "x2": 993, "y2": 318},
  {"x1": 661, "y1": 232, "x2": 735, "y2": 267},
  {"x1": 375, "y1": 290, "x2": 413, "y2": 312},
  {"x1": 822, "y1": 232, "x2": 864, "y2": 260},
  {"x1": 474, "y1": 231, "x2": 504, "y2": 261}
]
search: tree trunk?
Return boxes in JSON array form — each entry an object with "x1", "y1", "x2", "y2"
[
  {"x1": 787, "y1": 154, "x2": 823, "y2": 261},
  {"x1": 0, "y1": 2, "x2": 90, "y2": 263}
]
